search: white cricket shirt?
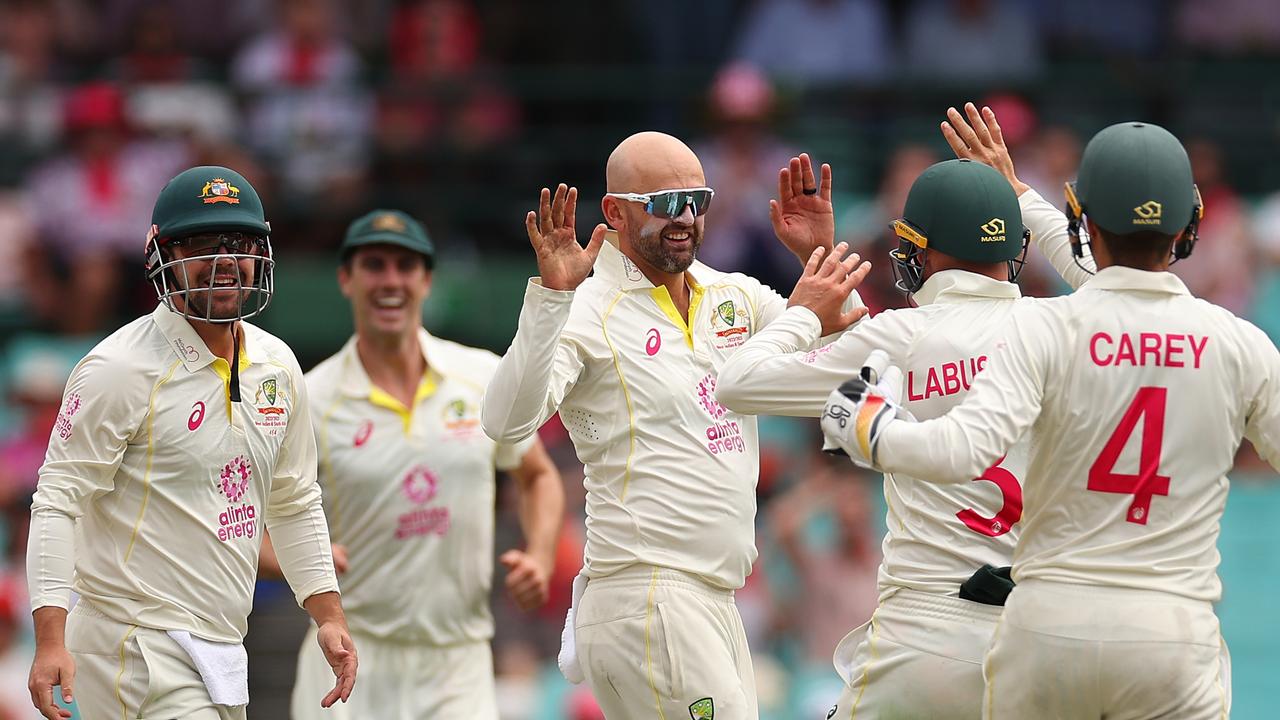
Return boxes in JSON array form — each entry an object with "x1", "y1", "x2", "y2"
[
  {"x1": 305, "y1": 330, "x2": 534, "y2": 644},
  {"x1": 482, "y1": 234, "x2": 860, "y2": 590},
  {"x1": 717, "y1": 270, "x2": 1031, "y2": 599},
  {"x1": 879, "y1": 267, "x2": 1280, "y2": 602},
  {"x1": 29, "y1": 304, "x2": 337, "y2": 643}
]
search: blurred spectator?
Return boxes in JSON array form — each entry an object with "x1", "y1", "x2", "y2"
[
  {"x1": 1174, "y1": 0, "x2": 1280, "y2": 54},
  {"x1": 0, "y1": 572, "x2": 40, "y2": 719},
  {"x1": 1011, "y1": 118, "x2": 1083, "y2": 296},
  {"x1": 904, "y1": 0, "x2": 1043, "y2": 84},
  {"x1": 767, "y1": 455, "x2": 880, "y2": 664},
  {"x1": 1033, "y1": 0, "x2": 1165, "y2": 57},
  {"x1": 837, "y1": 143, "x2": 939, "y2": 312},
  {"x1": 732, "y1": 0, "x2": 891, "y2": 87},
  {"x1": 1171, "y1": 138, "x2": 1254, "y2": 316},
  {"x1": 103, "y1": 0, "x2": 264, "y2": 59},
  {"x1": 25, "y1": 82, "x2": 188, "y2": 334},
  {"x1": 111, "y1": 3, "x2": 210, "y2": 83},
  {"x1": 0, "y1": 193, "x2": 36, "y2": 319},
  {"x1": 232, "y1": 0, "x2": 372, "y2": 216},
  {"x1": 0, "y1": 0, "x2": 64, "y2": 179},
  {"x1": 694, "y1": 64, "x2": 798, "y2": 291}
]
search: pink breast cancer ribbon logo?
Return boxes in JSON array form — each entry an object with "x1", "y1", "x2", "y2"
[
  {"x1": 402, "y1": 465, "x2": 438, "y2": 505},
  {"x1": 219, "y1": 455, "x2": 252, "y2": 502}
]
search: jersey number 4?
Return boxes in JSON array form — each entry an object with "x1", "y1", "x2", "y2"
[
  {"x1": 1087, "y1": 386, "x2": 1169, "y2": 525},
  {"x1": 957, "y1": 457, "x2": 1023, "y2": 538}
]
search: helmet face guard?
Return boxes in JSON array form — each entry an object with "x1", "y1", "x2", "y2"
[
  {"x1": 145, "y1": 232, "x2": 275, "y2": 323},
  {"x1": 1064, "y1": 181, "x2": 1204, "y2": 274},
  {"x1": 889, "y1": 218, "x2": 1028, "y2": 297}
]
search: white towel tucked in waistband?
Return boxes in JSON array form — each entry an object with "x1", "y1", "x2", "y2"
[{"x1": 166, "y1": 630, "x2": 249, "y2": 706}]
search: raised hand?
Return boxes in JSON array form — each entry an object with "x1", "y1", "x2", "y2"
[
  {"x1": 786, "y1": 242, "x2": 871, "y2": 335},
  {"x1": 770, "y1": 153, "x2": 836, "y2": 264},
  {"x1": 526, "y1": 183, "x2": 607, "y2": 291},
  {"x1": 940, "y1": 103, "x2": 1030, "y2": 195}
]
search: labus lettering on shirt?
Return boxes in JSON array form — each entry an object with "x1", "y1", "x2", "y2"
[
  {"x1": 908, "y1": 356, "x2": 988, "y2": 401},
  {"x1": 1089, "y1": 332, "x2": 1209, "y2": 369}
]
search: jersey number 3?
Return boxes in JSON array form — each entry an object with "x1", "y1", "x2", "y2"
[
  {"x1": 957, "y1": 457, "x2": 1023, "y2": 537},
  {"x1": 1088, "y1": 386, "x2": 1169, "y2": 525}
]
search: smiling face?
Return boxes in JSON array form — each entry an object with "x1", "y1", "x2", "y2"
[
  {"x1": 167, "y1": 242, "x2": 261, "y2": 321},
  {"x1": 338, "y1": 244, "x2": 432, "y2": 341},
  {"x1": 603, "y1": 132, "x2": 709, "y2": 278}
]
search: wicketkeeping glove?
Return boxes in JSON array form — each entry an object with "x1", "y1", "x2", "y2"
[{"x1": 820, "y1": 350, "x2": 911, "y2": 470}]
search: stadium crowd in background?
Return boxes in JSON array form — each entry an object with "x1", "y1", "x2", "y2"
[{"x1": 2, "y1": 1, "x2": 1280, "y2": 718}]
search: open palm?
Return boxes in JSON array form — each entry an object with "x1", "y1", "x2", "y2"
[
  {"x1": 526, "y1": 183, "x2": 607, "y2": 291},
  {"x1": 771, "y1": 153, "x2": 835, "y2": 263}
]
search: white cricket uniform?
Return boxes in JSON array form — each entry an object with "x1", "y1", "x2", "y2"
[
  {"x1": 27, "y1": 304, "x2": 337, "y2": 719},
  {"x1": 291, "y1": 330, "x2": 534, "y2": 720},
  {"x1": 715, "y1": 190, "x2": 1091, "y2": 719},
  {"x1": 876, "y1": 262, "x2": 1280, "y2": 719},
  {"x1": 482, "y1": 234, "x2": 859, "y2": 719}
]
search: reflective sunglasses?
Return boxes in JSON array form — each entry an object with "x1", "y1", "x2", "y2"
[
  {"x1": 170, "y1": 231, "x2": 265, "y2": 257},
  {"x1": 606, "y1": 187, "x2": 715, "y2": 219}
]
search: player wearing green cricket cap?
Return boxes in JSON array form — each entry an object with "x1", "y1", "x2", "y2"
[
  {"x1": 719, "y1": 154, "x2": 1102, "y2": 720},
  {"x1": 822, "y1": 109, "x2": 1276, "y2": 720}
]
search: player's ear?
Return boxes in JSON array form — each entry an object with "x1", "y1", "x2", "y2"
[
  {"x1": 601, "y1": 195, "x2": 625, "y2": 230},
  {"x1": 337, "y1": 261, "x2": 353, "y2": 299}
]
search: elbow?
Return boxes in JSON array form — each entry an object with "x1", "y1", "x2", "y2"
[
  {"x1": 480, "y1": 402, "x2": 535, "y2": 444},
  {"x1": 713, "y1": 364, "x2": 752, "y2": 414}
]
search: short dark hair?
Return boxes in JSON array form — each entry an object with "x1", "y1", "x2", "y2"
[{"x1": 1092, "y1": 225, "x2": 1177, "y2": 269}]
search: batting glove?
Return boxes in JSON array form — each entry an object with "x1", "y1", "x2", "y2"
[{"x1": 821, "y1": 350, "x2": 910, "y2": 470}]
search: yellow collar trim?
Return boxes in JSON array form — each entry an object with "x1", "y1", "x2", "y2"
[
  {"x1": 649, "y1": 275, "x2": 705, "y2": 350},
  {"x1": 368, "y1": 370, "x2": 439, "y2": 433},
  {"x1": 209, "y1": 344, "x2": 252, "y2": 421}
]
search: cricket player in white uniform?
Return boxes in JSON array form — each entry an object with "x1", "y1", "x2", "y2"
[
  {"x1": 719, "y1": 150, "x2": 1060, "y2": 719},
  {"x1": 482, "y1": 133, "x2": 868, "y2": 719},
  {"x1": 25, "y1": 167, "x2": 357, "y2": 720},
  {"x1": 823, "y1": 122, "x2": 1280, "y2": 719},
  {"x1": 283, "y1": 209, "x2": 564, "y2": 719}
]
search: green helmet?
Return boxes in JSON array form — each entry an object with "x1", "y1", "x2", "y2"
[
  {"x1": 890, "y1": 159, "x2": 1028, "y2": 294},
  {"x1": 1065, "y1": 122, "x2": 1203, "y2": 263},
  {"x1": 144, "y1": 166, "x2": 274, "y2": 323}
]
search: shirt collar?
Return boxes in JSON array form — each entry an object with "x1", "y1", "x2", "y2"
[
  {"x1": 1081, "y1": 266, "x2": 1192, "y2": 295},
  {"x1": 336, "y1": 327, "x2": 449, "y2": 398},
  {"x1": 913, "y1": 269, "x2": 1022, "y2": 306},
  {"x1": 591, "y1": 229, "x2": 715, "y2": 291},
  {"x1": 151, "y1": 303, "x2": 251, "y2": 374}
]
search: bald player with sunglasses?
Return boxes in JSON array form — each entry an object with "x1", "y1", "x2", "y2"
[
  {"x1": 482, "y1": 132, "x2": 868, "y2": 720},
  {"x1": 26, "y1": 166, "x2": 355, "y2": 720}
]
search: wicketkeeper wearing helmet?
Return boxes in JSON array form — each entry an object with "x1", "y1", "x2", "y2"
[
  {"x1": 26, "y1": 166, "x2": 357, "y2": 720},
  {"x1": 822, "y1": 113, "x2": 1280, "y2": 719}
]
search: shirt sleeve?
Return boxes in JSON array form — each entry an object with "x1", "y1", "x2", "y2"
[
  {"x1": 876, "y1": 303, "x2": 1053, "y2": 483},
  {"x1": 1021, "y1": 187, "x2": 1095, "y2": 290},
  {"x1": 264, "y1": 359, "x2": 338, "y2": 606},
  {"x1": 481, "y1": 279, "x2": 587, "y2": 444},
  {"x1": 28, "y1": 352, "x2": 145, "y2": 610},
  {"x1": 1243, "y1": 324, "x2": 1280, "y2": 471},
  {"x1": 495, "y1": 434, "x2": 538, "y2": 472},
  {"x1": 717, "y1": 307, "x2": 910, "y2": 417},
  {"x1": 754, "y1": 273, "x2": 867, "y2": 343}
]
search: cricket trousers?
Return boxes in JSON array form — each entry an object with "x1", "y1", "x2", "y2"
[
  {"x1": 291, "y1": 626, "x2": 497, "y2": 720},
  {"x1": 827, "y1": 587, "x2": 1003, "y2": 720},
  {"x1": 983, "y1": 580, "x2": 1231, "y2": 720},
  {"x1": 65, "y1": 602, "x2": 243, "y2": 720},
  {"x1": 575, "y1": 564, "x2": 758, "y2": 720}
]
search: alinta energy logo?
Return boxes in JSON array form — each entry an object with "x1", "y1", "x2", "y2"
[
  {"x1": 396, "y1": 464, "x2": 450, "y2": 540},
  {"x1": 216, "y1": 455, "x2": 256, "y2": 542},
  {"x1": 1133, "y1": 200, "x2": 1163, "y2": 225},
  {"x1": 697, "y1": 373, "x2": 745, "y2": 456},
  {"x1": 55, "y1": 392, "x2": 82, "y2": 441},
  {"x1": 980, "y1": 217, "x2": 1007, "y2": 243}
]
